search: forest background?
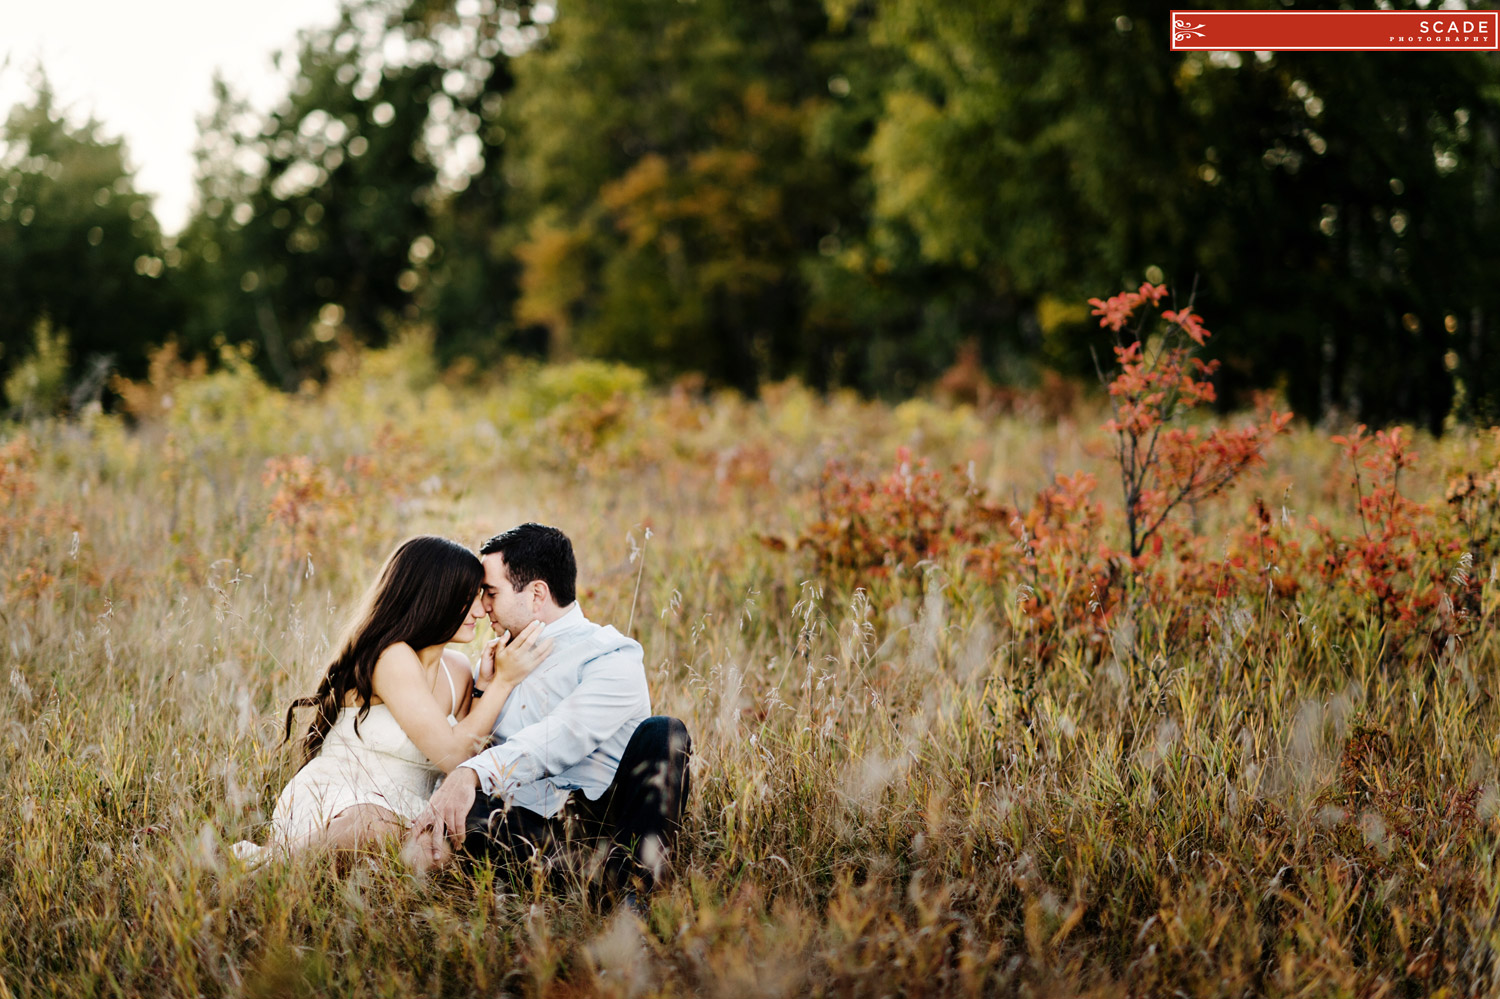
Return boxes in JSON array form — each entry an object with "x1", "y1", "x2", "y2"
[{"x1": 2, "y1": 0, "x2": 1499, "y2": 429}]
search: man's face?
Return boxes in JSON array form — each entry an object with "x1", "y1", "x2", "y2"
[{"x1": 481, "y1": 552, "x2": 534, "y2": 635}]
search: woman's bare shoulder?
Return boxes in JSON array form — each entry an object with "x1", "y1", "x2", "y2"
[
  {"x1": 375, "y1": 642, "x2": 424, "y2": 669},
  {"x1": 355, "y1": 643, "x2": 425, "y2": 705}
]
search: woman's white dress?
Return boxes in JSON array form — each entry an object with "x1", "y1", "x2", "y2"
[{"x1": 232, "y1": 669, "x2": 457, "y2": 861}]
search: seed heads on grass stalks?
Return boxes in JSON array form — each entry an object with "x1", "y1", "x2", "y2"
[{"x1": 8, "y1": 315, "x2": 1500, "y2": 997}]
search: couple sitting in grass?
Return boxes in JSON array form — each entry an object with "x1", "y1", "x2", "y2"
[{"x1": 232, "y1": 523, "x2": 691, "y2": 903}]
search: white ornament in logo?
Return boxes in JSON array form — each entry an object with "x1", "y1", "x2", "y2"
[{"x1": 1173, "y1": 18, "x2": 1207, "y2": 42}]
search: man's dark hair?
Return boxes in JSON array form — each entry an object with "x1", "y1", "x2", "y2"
[{"x1": 480, "y1": 523, "x2": 577, "y2": 606}]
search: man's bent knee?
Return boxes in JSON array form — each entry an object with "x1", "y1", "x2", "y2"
[
  {"x1": 663, "y1": 716, "x2": 691, "y2": 757},
  {"x1": 631, "y1": 716, "x2": 691, "y2": 757}
]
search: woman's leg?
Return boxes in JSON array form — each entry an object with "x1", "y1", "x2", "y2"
[{"x1": 320, "y1": 803, "x2": 406, "y2": 854}]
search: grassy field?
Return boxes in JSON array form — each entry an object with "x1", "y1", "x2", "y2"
[{"x1": 3, "y1": 338, "x2": 1500, "y2": 998}]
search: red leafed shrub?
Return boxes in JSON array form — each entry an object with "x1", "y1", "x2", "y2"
[
  {"x1": 771, "y1": 286, "x2": 1296, "y2": 658},
  {"x1": 1315, "y1": 425, "x2": 1472, "y2": 656},
  {"x1": 1, "y1": 432, "x2": 92, "y2": 603},
  {"x1": 1088, "y1": 284, "x2": 1293, "y2": 560},
  {"x1": 787, "y1": 452, "x2": 1120, "y2": 651},
  {"x1": 969, "y1": 471, "x2": 1120, "y2": 650},
  {"x1": 791, "y1": 447, "x2": 1009, "y2": 579},
  {"x1": 0, "y1": 433, "x2": 38, "y2": 524},
  {"x1": 262, "y1": 455, "x2": 357, "y2": 567},
  {"x1": 1137, "y1": 494, "x2": 1307, "y2": 645},
  {"x1": 765, "y1": 285, "x2": 1500, "y2": 670}
]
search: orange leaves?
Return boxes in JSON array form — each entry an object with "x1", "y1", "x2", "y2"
[
  {"x1": 1331, "y1": 423, "x2": 1426, "y2": 537},
  {"x1": 595, "y1": 93, "x2": 795, "y2": 297},
  {"x1": 1011, "y1": 471, "x2": 1104, "y2": 564},
  {"x1": 1160, "y1": 307, "x2": 1210, "y2": 346},
  {"x1": 1, "y1": 432, "x2": 90, "y2": 604},
  {"x1": 1371, "y1": 427, "x2": 1419, "y2": 474},
  {"x1": 1087, "y1": 282, "x2": 1168, "y2": 332},
  {"x1": 0, "y1": 434, "x2": 43, "y2": 578},
  {"x1": 261, "y1": 455, "x2": 356, "y2": 567},
  {"x1": 1329, "y1": 424, "x2": 1418, "y2": 476},
  {"x1": 0, "y1": 433, "x2": 38, "y2": 513},
  {"x1": 260, "y1": 425, "x2": 432, "y2": 570},
  {"x1": 1104, "y1": 342, "x2": 1218, "y2": 441},
  {"x1": 790, "y1": 450, "x2": 1007, "y2": 582},
  {"x1": 779, "y1": 450, "x2": 1118, "y2": 654},
  {"x1": 1154, "y1": 422, "x2": 1282, "y2": 507},
  {"x1": 1084, "y1": 284, "x2": 1212, "y2": 349},
  {"x1": 999, "y1": 471, "x2": 1119, "y2": 649},
  {"x1": 755, "y1": 284, "x2": 1489, "y2": 672},
  {"x1": 1314, "y1": 421, "x2": 1471, "y2": 654},
  {"x1": 108, "y1": 341, "x2": 209, "y2": 422},
  {"x1": 1094, "y1": 283, "x2": 1291, "y2": 559},
  {"x1": 1263, "y1": 408, "x2": 1295, "y2": 437},
  {"x1": 599, "y1": 154, "x2": 674, "y2": 248},
  {"x1": 1328, "y1": 424, "x2": 1366, "y2": 458}
]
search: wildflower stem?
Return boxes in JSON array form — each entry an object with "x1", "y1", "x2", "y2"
[{"x1": 627, "y1": 529, "x2": 649, "y2": 637}]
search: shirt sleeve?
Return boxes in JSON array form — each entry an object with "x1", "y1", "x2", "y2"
[{"x1": 460, "y1": 646, "x2": 649, "y2": 797}]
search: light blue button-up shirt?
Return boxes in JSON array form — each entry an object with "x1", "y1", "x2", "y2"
[{"x1": 460, "y1": 604, "x2": 650, "y2": 818}]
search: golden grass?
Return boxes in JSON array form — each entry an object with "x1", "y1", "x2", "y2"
[{"x1": 3, "y1": 341, "x2": 1499, "y2": 997}]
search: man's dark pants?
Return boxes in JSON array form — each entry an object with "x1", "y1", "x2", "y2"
[{"x1": 461, "y1": 716, "x2": 691, "y2": 894}]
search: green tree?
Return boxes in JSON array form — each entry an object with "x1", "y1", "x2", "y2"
[
  {"x1": 506, "y1": 0, "x2": 917, "y2": 391},
  {"x1": 178, "y1": 0, "x2": 519, "y2": 386},
  {"x1": 1184, "y1": 46, "x2": 1500, "y2": 429},
  {"x1": 865, "y1": 0, "x2": 1500, "y2": 429},
  {"x1": 0, "y1": 74, "x2": 182, "y2": 399}
]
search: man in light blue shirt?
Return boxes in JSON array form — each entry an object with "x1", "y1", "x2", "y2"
[{"x1": 409, "y1": 524, "x2": 690, "y2": 897}]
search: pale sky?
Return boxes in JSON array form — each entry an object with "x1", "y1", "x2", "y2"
[{"x1": 0, "y1": 0, "x2": 344, "y2": 235}]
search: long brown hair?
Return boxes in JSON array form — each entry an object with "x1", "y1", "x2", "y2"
[{"x1": 284, "y1": 535, "x2": 483, "y2": 764}]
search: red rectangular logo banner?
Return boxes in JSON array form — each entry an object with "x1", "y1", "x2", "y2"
[{"x1": 1170, "y1": 10, "x2": 1499, "y2": 51}]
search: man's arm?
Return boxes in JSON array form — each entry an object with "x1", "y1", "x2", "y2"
[{"x1": 462, "y1": 646, "x2": 649, "y2": 796}]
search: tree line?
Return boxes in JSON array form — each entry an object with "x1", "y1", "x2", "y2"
[{"x1": 3, "y1": 0, "x2": 1498, "y2": 429}]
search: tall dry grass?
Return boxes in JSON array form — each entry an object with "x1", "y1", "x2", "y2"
[{"x1": 3, "y1": 341, "x2": 1500, "y2": 997}]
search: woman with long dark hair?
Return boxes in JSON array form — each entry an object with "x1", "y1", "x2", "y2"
[{"x1": 234, "y1": 535, "x2": 550, "y2": 861}]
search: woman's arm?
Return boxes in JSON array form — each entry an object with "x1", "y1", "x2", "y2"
[{"x1": 372, "y1": 623, "x2": 550, "y2": 773}]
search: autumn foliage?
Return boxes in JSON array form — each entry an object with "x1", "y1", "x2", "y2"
[
  {"x1": 6, "y1": 306, "x2": 1500, "y2": 999},
  {"x1": 780, "y1": 286, "x2": 1490, "y2": 668},
  {"x1": 1089, "y1": 283, "x2": 1293, "y2": 560}
]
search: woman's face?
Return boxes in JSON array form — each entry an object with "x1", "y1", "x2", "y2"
[{"x1": 450, "y1": 589, "x2": 486, "y2": 644}]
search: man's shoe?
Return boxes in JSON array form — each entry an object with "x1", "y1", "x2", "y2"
[{"x1": 619, "y1": 889, "x2": 649, "y2": 920}]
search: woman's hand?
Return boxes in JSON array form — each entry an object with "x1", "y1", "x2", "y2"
[{"x1": 476, "y1": 620, "x2": 552, "y2": 691}]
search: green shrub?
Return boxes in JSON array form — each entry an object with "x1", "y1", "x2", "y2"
[{"x1": 4, "y1": 318, "x2": 70, "y2": 418}]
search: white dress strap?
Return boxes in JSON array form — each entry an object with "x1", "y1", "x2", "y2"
[{"x1": 441, "y1": 661, "x2": 460, "y2": 725}]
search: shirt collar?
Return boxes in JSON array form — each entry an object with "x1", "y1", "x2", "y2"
[{"x1": 541, "y1": 603, "x2": 587, "y2": 638}]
